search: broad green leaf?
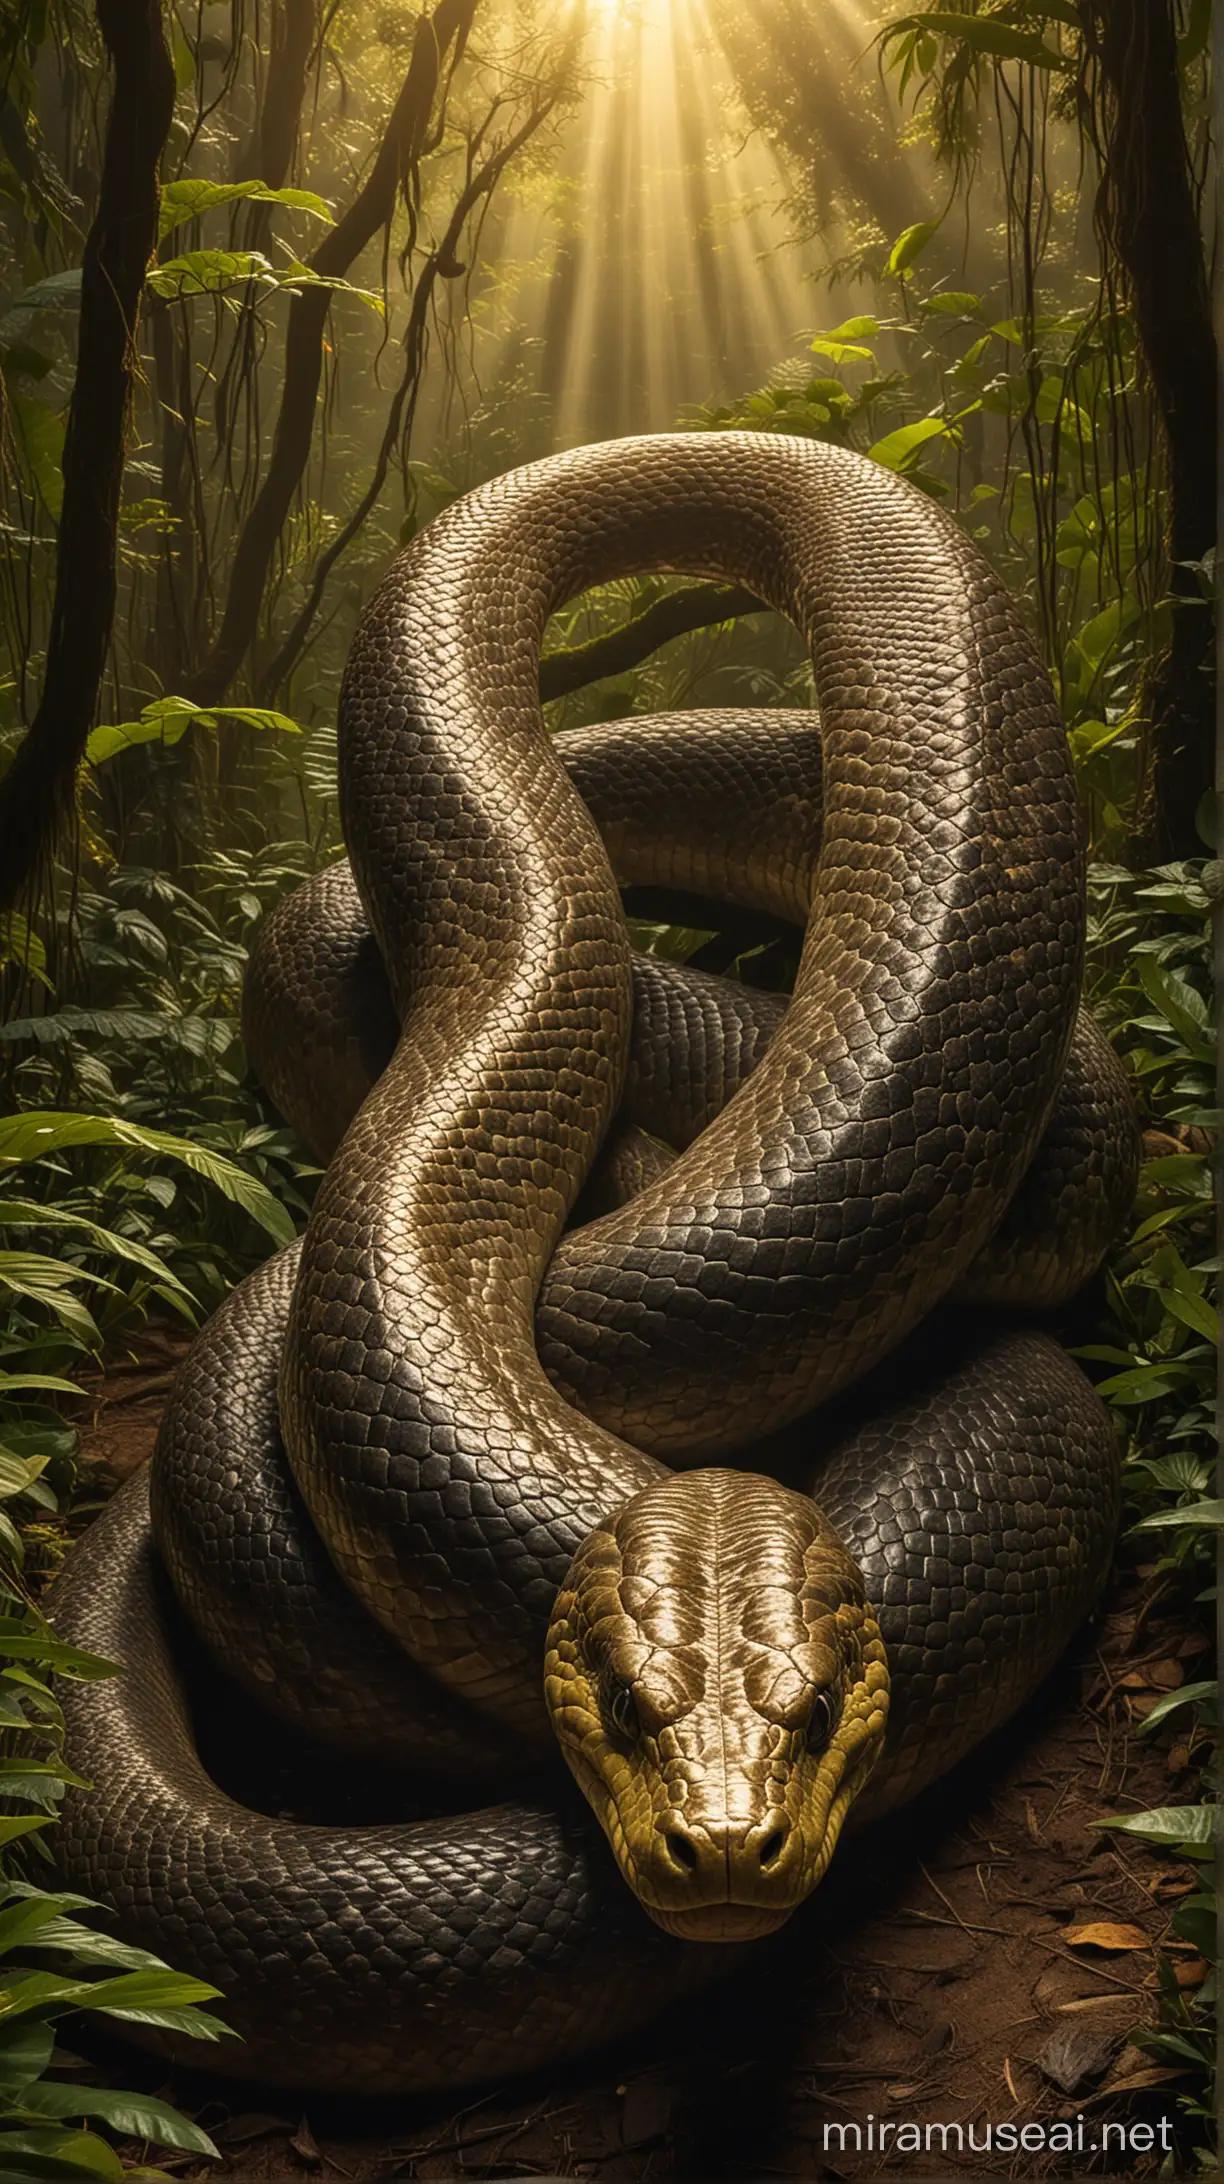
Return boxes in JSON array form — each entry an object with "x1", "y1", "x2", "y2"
[
  {"x1": 69, "y1": 1970, "x2": 226, "y2": 2014},
  {"x1": 0, "y1": 1112, "x2": 294, "y2": 1246},
  {"x1": 146, "y1": 248, "x2": 275, "y2": 300},
  {"x1": 0, "y1": 1377, "x2": 80, "y2": 1399},
  {"x1": 0, "y1": 1819, "x2": 53, "y2": 1849},
  {"x1": 170, "y1": 10, "x2": 196, "y2": 88},
  {"x1": 885, "y1": 220, "x2": 940, "y2": 278},
  {"x1": 18, "y1": 1914, "x2": 175, "y2": 1974},
  {"x1": 900, "y1": 12, "x2": 1071, "y2": 70},
  {"x1": 97, "y1": 2003, "x2": 234, "y2": 2041},
  {"x1": 1157, "y1": 1287, "x2": 1219, "y2": 1343},
  {"x1": 8, "y1": 392, "x2": 64, "y2": 520},
  {"x1": 1093, "y1": 1804, "x2": 1217, "y2": 1848},
  {"x1": 0, "y1": 1200, "x2": 191, "y2": 1298},
  {"x1": 0, "y1": 2126, "x2": 126, "y2": 2178},
  {"x1": 1137, "y1": 1681, "x2": 1216, "y2": 1735},
  {"x1": 0, "y1": 915, "x2": 50, "y2": 990},
  {"x1": 922, "y1": 290, "x2": 983, "y2": 318},
  {"x1": 158, "y1": 177, "x2": 332, "y2": 240},
  {"x1": 0, "y1": 2019, "x2": 54, "y2": 2094},
  {"x1": 868, "y1": 415, "x2": 949, "y2": 471},
  {"x1": 20, "y1": 2083, "x2": 220, "y2": 2158},
  {"x1": 1132, "y1": 1499, "x2": 1224, "y2": 1531},
  {"x1": 87, "y1": 697, "x2": 299, "y2": 766},
  {"x1": 0, "y1": 1636, "x2": 116, "y2": 1677},
  {"x1": 808, "y1": 335, "x2": 873, "y2": 365},
  {"x1": 0, "y1": 1897, "x2": 71, "y2": 1957},
  {"x1": 1137, "y1": 958, "x2": 1214, "y2": 1060}
]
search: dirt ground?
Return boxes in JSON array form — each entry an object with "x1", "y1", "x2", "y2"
[{"x1": 61, "y1": 1337, "x2": 1208, "y2": 2182}]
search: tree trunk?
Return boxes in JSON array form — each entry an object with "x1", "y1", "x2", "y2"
[
  {"x1": 193, "y1": 0, "x2": 480, "y2": 704},
  {"x1": 1085, "y1": 0, "x2": 1217, "y2": 859},
  {"x1": 0, "y1": 0, "x2": 176, "y2": 916},
  {"x1": 239, "y1": 0, "x2": 319, "y2": 190}
]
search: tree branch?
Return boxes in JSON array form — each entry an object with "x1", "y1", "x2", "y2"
[{"x1": 538, "y1": 584, "x2": 770, "y2": 702}]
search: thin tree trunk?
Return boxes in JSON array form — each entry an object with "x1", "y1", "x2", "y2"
[
  {"x1": 1085, "y1": 0, "x2": 1217, "y2": 858},
  {"x1": 193, "y1": 0, "x2": 480, "y2": 704},
  {"x1": 0, "y1": 0, "x2": 176, "y2": 916},
  {"x1": 239, "y1": 0, "x2": 319, "y2": 190}
]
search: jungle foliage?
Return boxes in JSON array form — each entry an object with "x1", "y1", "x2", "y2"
[{"x1": 0, "y1": 0, "x2": 1215, "y2": 2171}]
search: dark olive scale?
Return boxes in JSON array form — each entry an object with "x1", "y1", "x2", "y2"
[{"x1": 48, "y1": 433, "x2": 1129, "y2": 2097}]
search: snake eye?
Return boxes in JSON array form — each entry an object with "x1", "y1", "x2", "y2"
[
  {"x1": 604, "y1": 1678, "x2": 641, "y2": 1743},
  {"x1": 805, "y1": 1688, "x2": 841, "y2": 1755}
]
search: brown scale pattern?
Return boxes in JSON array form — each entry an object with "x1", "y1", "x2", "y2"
[
  {"x1": 47, "y1": 432, "x2": 1126, "y2": 2099},
  {"x1": 279, "y1": 437, "x2": 1081, "y2": 1712}
]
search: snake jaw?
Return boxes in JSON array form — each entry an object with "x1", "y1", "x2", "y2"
[{"x1": 544, "y1": 1470, "x2": 890, "y2": 1941}]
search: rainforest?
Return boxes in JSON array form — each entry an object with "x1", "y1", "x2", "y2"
[{"x1": 0, "y1": 1, "x2": 1217, "y2": 2178}]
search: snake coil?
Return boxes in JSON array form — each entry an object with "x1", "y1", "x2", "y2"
[{"x1": 49, "y1": 434, "x2": 1133, "y2": 2093}]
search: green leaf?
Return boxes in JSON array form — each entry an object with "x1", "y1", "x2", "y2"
[
  {"x1": 1157, "y1": 1287, "x2": 1219, "y2": 1343},
  {"x1": 20, "y1": 2084, "x2": 219, "y2": 2159},
  {"x1": 0, "y1": 1635, "x2": 116, "y2": 1676},
  {"x1": 146, "y1": 249, "x2": 274, "y2": 300},
  {"x1": 1137, "y1": 1681, "x2": 1217, "y2": 1735},
  {"x1": 823, "y1": 314, "x2": 880, "y2": 341},
  {"x1": 0, "y1": 1112, "x2": 294, "y2": 1247},
  {"x1": 0, "y1": 2019, "x2": 54, "y2": 2095},
  {"x1": 0, "y1": 2126, "x2": 126, "y2": 2179},
  {"x1": 900, "y1": 12, "x2": 1071, "y2": 70},
  {"x1": 0, "y1": 1199, "x2": 191, "y2": 1301},
  {"x1": 922, "y1": 290, "x2": 983, "y2": 318},
  {"x1": 808, "y1": 335, "x2": 874, "y2": 365},
  {"x1": 1092, "y1": 1804, "x2": 1217, "y2": 1848},
  {"x1": 1179, "y1": 0, "x2": 1211, "y2": 68},
  {"x1": 1137, "y1": 958, "x2": 1214, "y2": 1060},
  {"x1": 87, "y1": 697, "x2": 299, "y2": 766},
  {"x1": 8, "y1": 391, "x2": 64, "y2": 520},
  {"x1": 868, "y1": 415, "x2": 949, "y2": 472},
  {"x1": 0, "y1": 1818, "x2": 53, "y2": 1850},
  {"x1": 0, "y1": 1377, "x2": 80, "y2": 1399},
  {"x1": 0, "y1": 1897, "x2": 78, "y2": 1956},
  {"x1": 17, "y1": 1914, "x2": 175, "y2": 1974},
  {"x1": 169, "y1": 8, "x2": 196, "y2": 89},
  {"x1": 158, "y1": 177, "x2": 333, "y2": 240},
  {"x1": 1132, "y1": 1499, "x2": 1224, "y2": 1531},
  {"x1": 885, "y1": 220, "x2": 940, "y2": 278}
]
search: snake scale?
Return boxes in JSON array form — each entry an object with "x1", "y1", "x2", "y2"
[{"x1": 49, "y1": 433, "x2": 1136, "y2": 2095}]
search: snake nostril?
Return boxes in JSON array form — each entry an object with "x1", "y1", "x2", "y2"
[
  {"x1": 758, "y1": 1823, "x2": 789, "y2": 1870},
  {"x1": 663, "y1": 1828, "x2": 699, "y2": 1875}
]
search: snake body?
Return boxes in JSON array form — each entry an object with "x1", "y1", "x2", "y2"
[{"x1": 49, "y1": 433, "x2": 1133, "y2": 2092}]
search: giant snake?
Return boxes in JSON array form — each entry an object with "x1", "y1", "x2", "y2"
[{"x1": 49, "y1": 433, "x2": 1136, "y2": 2095}]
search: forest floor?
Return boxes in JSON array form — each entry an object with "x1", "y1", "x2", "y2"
[{"x1": 62, "y1": 1340, "x2": 1206, "y2": 2183}]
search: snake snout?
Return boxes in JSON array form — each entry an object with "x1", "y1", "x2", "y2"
[{"x1": 645, "y1": 1811, "x2": 804, "y2": 1942}]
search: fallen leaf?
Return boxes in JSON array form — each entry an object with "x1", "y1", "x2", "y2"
[
  {"x1": 291, "y1": 2118, "x2": 323, "y2": 2170},
  {"x1": 621, "y1": 2077, "x2": 672, "y2": 2148},
  {"x1": 1145, "y1": 1959, "x2": 1209, "y2": 1990},
  {"x1": 219, "y1": 2114, "x2": 292, "y2": 2145},
  {"x1": 1062, "y1": 1921, "x2": 1151, "y2": 1952},
  {"x1": 1037, "y1": 2020, "x2": 1125, "y2": 2094},
  {"x1": 1100, "y1": 2065, "x2": 1190, "y2": 2095},
  {"x1": 1118, "y1": 1660, "x2": 1184, "y2": 1692},
  {"x1": 1056, "y1": 1994, "x2": 1137, "y2": 2013}
]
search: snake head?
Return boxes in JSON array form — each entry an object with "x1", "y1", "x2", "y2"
[{"x1": 544, "y1": 1468, "x2": 889, "y2": 1942}]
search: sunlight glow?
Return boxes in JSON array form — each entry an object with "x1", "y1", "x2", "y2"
[{"x1": 430, "y1": 0, "x2": 908, "y2": 450}]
